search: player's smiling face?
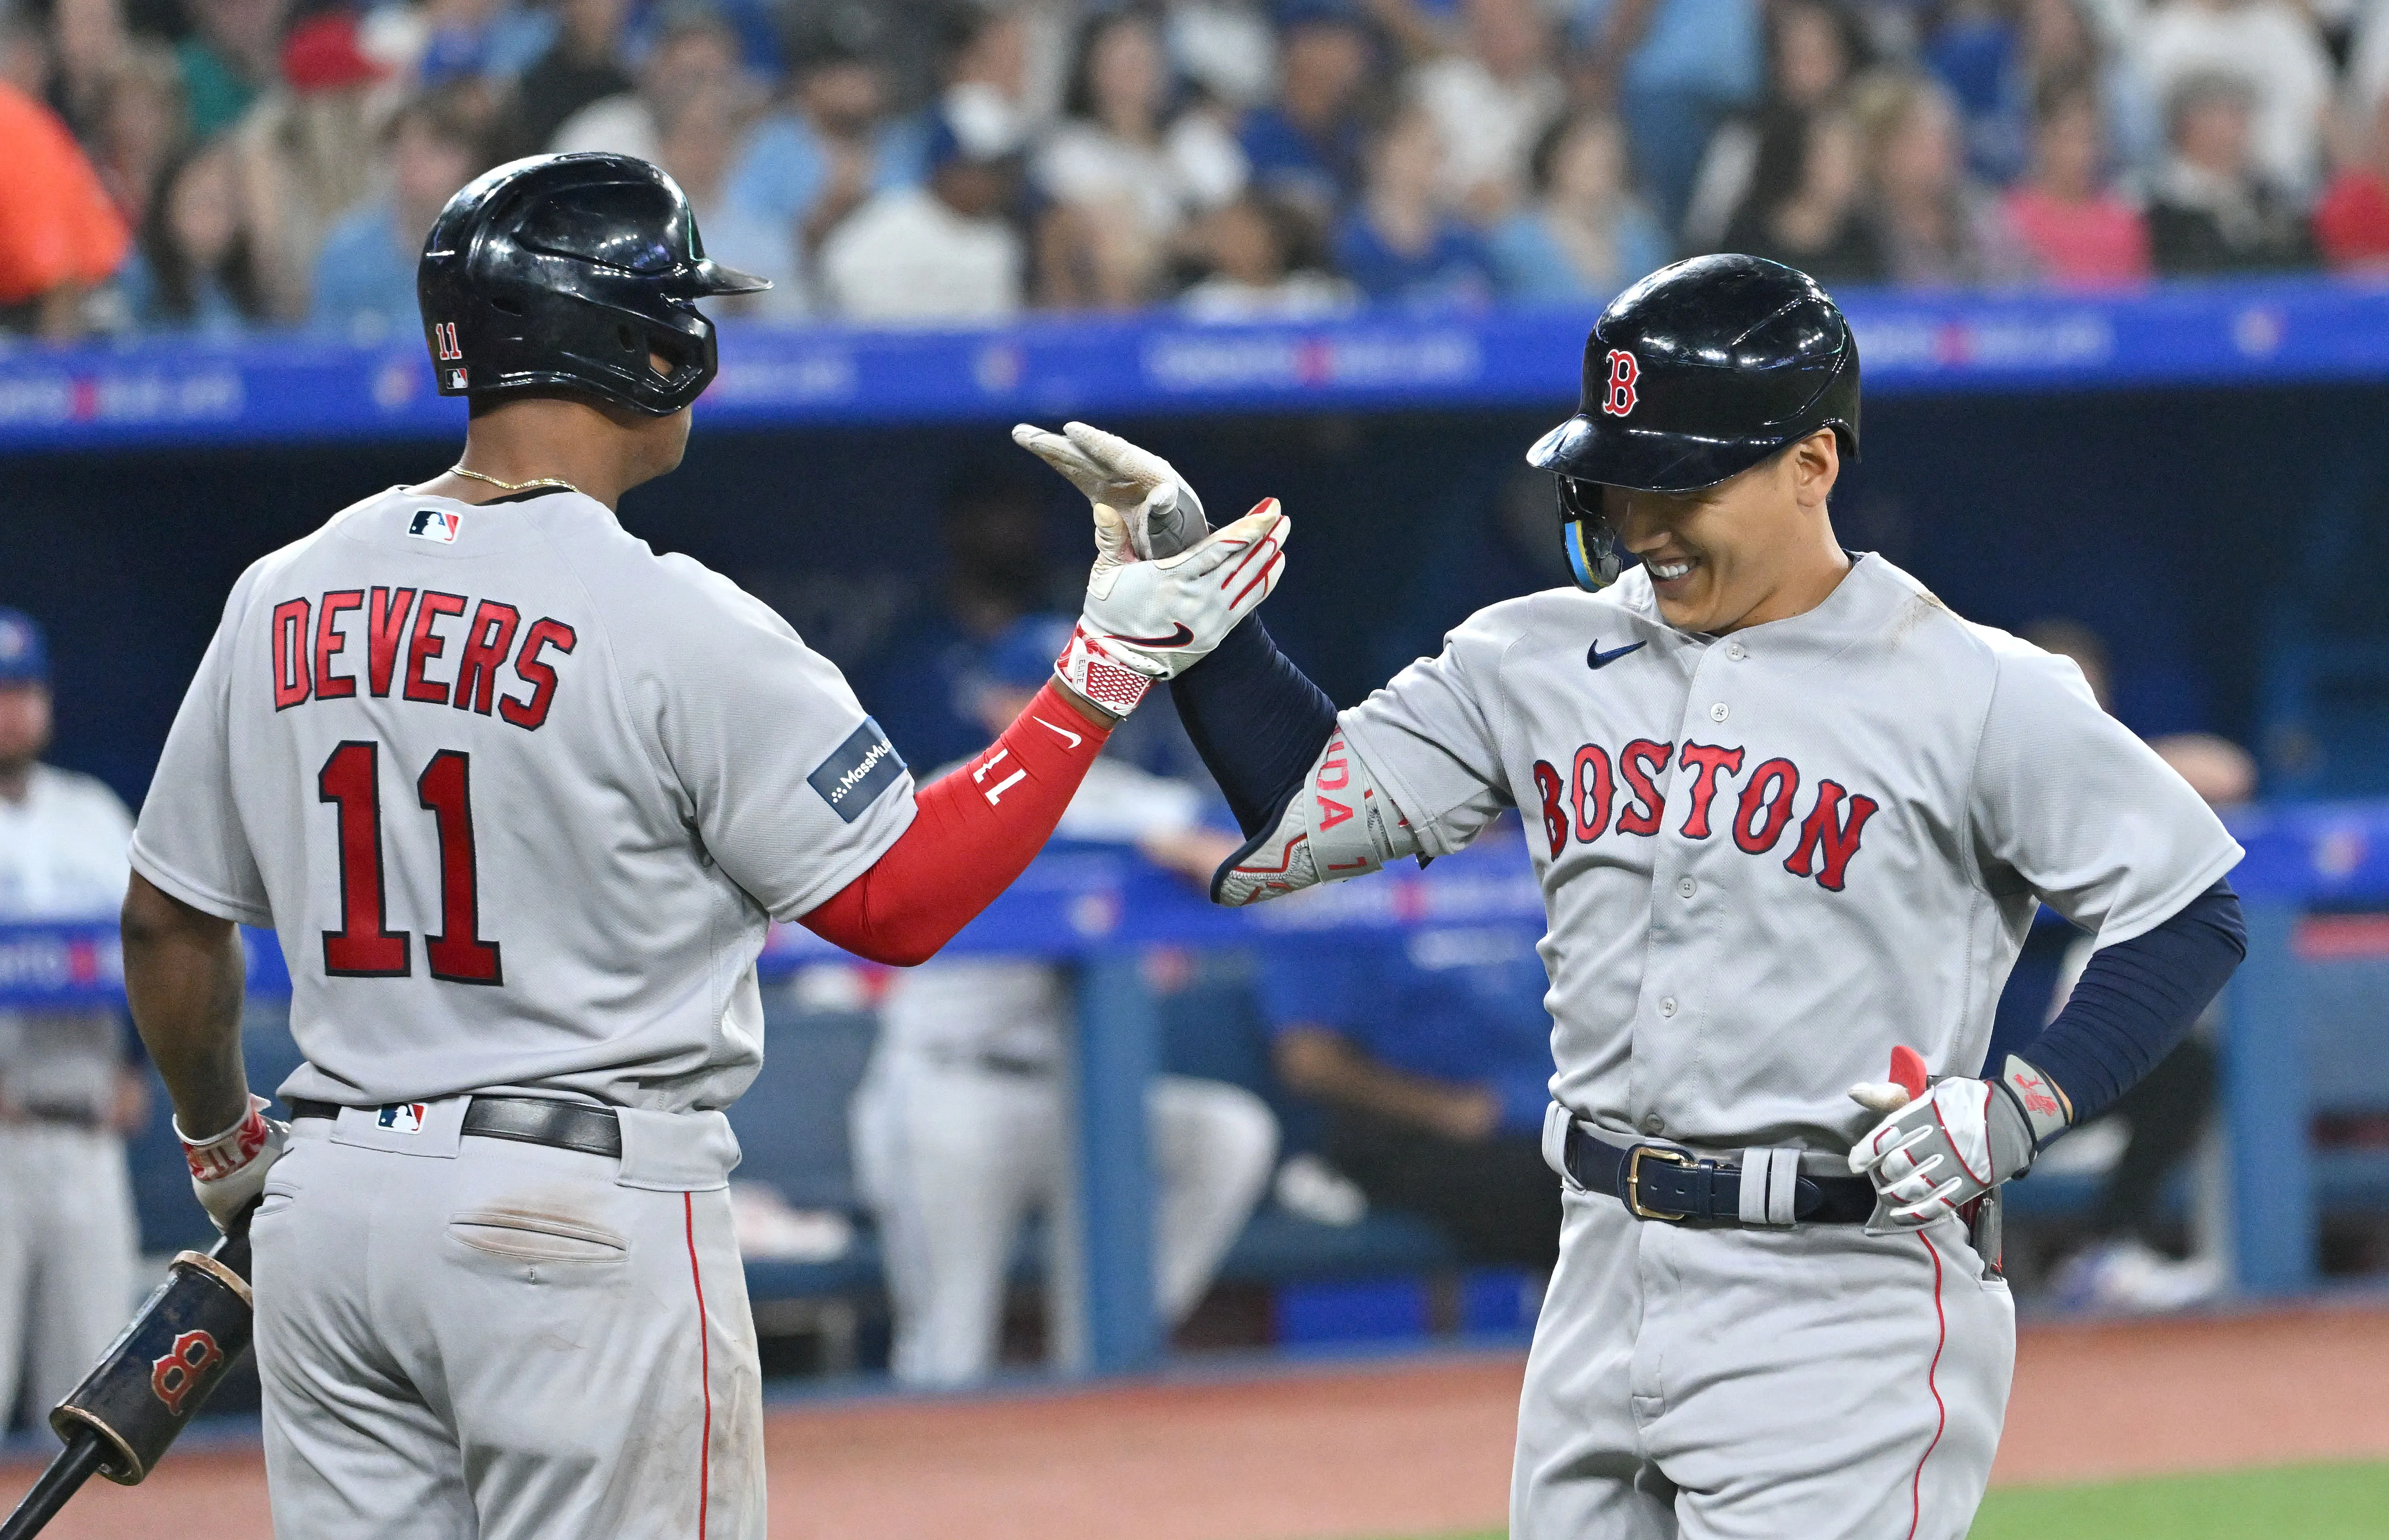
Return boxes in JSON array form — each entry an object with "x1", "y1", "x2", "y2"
[{"x1": 1602, "y1": 429, "x2": 1848, "y2": 636}]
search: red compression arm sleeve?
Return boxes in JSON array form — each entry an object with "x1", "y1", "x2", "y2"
[{"x1": 799, "y1": 682, "x2": 1111, "y2": 966}]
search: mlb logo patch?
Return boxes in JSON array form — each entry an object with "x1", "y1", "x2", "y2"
[
  {"x1": 376, "y1": 1103, "x2": 430, "y2": 1134},
  {"x1": 445, "y1": 366, "x2": 469, "y2": 389},
  {"x1": 408, "y1": 509, "x2": 461, "y2": 544}
]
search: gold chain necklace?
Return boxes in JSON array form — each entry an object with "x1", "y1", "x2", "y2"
[{"x1": 447, "y1": 464, "x2": 583, "y2": 495}]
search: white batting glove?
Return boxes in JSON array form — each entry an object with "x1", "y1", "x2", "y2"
[
  {"x1": 177, "y1": 1094, "x2": 289, "y2": 1234},
  {"x1": 1056, "y1": 500, "x2": 1290, "y2": 719},
  {"x1": 1013, "y1": 420, "x2": 1210, "y2": 561},
  {"x1": 1847, "y1": 1054, "x2": 2070, "y2": 1235}
]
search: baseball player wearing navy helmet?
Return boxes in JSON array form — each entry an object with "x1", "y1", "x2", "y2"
[
  {"x1": 1526, "y1": 255, "x2": 1861, "y2": 594},
  {"x1": 1022, "y1": 254, "x2": 2248, "y2": 1538},
  {"x1": 119, "y1": 153, "x2": 1291, "y2": 1539}
]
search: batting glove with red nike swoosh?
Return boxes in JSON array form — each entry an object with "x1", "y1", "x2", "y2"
[
  {"x1": 1847, "y1": 1053, "x2": 2071, "y2": 1234},
  {"x1": 1056, "y1": 500, "x2": 1290, "y2": 719}
]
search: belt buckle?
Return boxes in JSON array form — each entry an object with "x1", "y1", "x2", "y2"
[{"x1": 1624, "y1": 1143, "x2": 1695, "y2": 1223}]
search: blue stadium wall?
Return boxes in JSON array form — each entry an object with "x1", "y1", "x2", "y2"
[{"x1": 5, "y1": 284, "x2": 2389, "y2": 808}]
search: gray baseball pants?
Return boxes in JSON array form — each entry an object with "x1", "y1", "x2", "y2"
[
  {"x1": 252, "y1": 1100, "x2": 763, "y2": 1539},
  {"x1": 1512, "y1": 1181, "x2": 2013, "y2": 1538},
  {"x1": 0, "y1": 1122, "x2": 139, "y2": 1428},
  {"x1": 850, "y1": 1050, "x2": 1279, "y2": 1384}
]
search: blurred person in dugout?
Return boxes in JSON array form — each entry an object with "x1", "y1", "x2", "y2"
[
  {"x1": 1262, "y1": 826, "x2": 1563, "y2": 1275},
  {"x1": 0, "y1": 610, "x2": 144, "y2": 1428},
  {"x1": 859, "y1": 460, "x2": 1068, "y2": 773},
  {"x1": 2028, "y1": 618, "x2": 2254, "y2": 1312},
  {"x1": 850, "y1": 616, "x2": 1279, "y2": 1385}
]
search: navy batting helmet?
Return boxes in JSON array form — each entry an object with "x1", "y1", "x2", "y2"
[
  {"x1": 1526, "y1": 254, "x2": 1861, "y2": 591},
  {"x1": 417, "y1": 153, "x2": 769, "y2": 417}
]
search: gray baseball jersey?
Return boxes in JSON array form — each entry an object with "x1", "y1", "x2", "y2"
[
  {"x1": 0, "y1": 764, "x2": 134, "y2": 1117},
  {"x1": 130, "y1": 485, "x2": 916, "y2": 1112},
  {"x1": 1338, "y1": 553, "x2": 2243, "y2": 1153}
]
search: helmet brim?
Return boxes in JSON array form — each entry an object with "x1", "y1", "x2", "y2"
[
  {"x1": 1526, "y1": 413, "x2": 1791, "y2": 496},
  {"x1": 693, "y1": 258, "x2": 772, "y2": 297}
]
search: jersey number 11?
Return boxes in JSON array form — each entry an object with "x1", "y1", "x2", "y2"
[{"x1": 317, "y1": 740, "x2": 503, "y2": 985}]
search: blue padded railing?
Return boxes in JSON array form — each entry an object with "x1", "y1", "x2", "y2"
[
  {"x1": 6, "y1": 801, "x2": 2385, "y2": 1365},
  {"x1": 4, "y1": 276, "x2": 2387, "y2": 452},
  {"x1": 0, "y1": 830, "x2": 1543, "y2": 1373}
]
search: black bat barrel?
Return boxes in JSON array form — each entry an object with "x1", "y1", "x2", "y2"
[{"x1": 48, "y1": 1230, "x2": 255, "y2": 1485}]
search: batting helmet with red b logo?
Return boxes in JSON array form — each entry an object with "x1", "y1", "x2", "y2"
[{"x1": 1525, "y1": 254, "x2": 1861, "y2": 591}]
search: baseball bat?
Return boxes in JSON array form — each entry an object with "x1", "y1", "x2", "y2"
[{"x1": 0, "y1": 1211, "x2": 256, "y2": 1540}]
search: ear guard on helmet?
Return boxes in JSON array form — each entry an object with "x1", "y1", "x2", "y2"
[{"x1": 1554, "y1": 475, "x2": 1627, "y2": 592}]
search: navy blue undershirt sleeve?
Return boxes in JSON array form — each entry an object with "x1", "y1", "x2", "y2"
[
  {"x1": 2020, "y1": 879, "x2": 2245, "y2": 1126},
  {"x1": 1168, "y1": 615, "x2": 1340, "y2": 837}
]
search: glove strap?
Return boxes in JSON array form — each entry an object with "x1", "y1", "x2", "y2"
[
  {"x1": 1986, "y1": 1054, "x2": 2074, "y2": 1179},
  {"x1": 1054, "y1": 621, "x2": 1154, "y2": 720},
  {"x1": 1997, "y1": 1055, "x2": 2073, "y2": 1147},
  {"x1": 176, "y1": 1094, "x2": 273, "y2": 1183}
]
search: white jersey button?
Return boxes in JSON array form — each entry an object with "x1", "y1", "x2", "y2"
[
  {"x1": 1642, "y1": 1114, "x2": 1664, "y2": 1134},
  {"x1": 1727, "y1": 641, "x2": 1747, "y2": 661},
  {"x1": 1709, "y1": 702, "x2": 1729, "y2": 722},
  {"x1": 1677, "y1": 876, "x2": 1696, "y2": 899},
  {"x1": 1659, "y1": 997, "x2": 1678, "y2": 1018}
]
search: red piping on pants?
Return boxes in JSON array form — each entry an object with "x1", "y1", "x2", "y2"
[
  {"x1": 1907, "y1": 1230, "x2": 1949, "y2": 1540},
  {"x1": 686, "y1": 1193, "x2": 712, "y2": 1539}
]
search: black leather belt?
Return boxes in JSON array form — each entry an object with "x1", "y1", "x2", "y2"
[
  {"x1": 1565, "y1": 1121, "x2": 1875, "y2": 1226},
  {"x1": 289, "y1": 1097, "x2": 622, "y2": 1160}
]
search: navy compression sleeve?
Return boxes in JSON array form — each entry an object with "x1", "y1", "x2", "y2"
[
  {"x1": 1169, "y1": 615, "x2": 1339, "y2": 836},
  {"x1": 2021, "y1": 880, "x2": 2246, "y2": 1124}
]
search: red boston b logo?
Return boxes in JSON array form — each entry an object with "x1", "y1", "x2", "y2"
[
  {"x1": 1601, "y1": 349, "x2": 1640, "y2": 418},
  {"x1": 151, "y1": 1329, "x2": 223, "y2": 1417}
]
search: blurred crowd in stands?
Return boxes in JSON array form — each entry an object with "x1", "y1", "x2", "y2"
[{"x1": 7, "y1": 0, "x2": 2389, "y2": 341}]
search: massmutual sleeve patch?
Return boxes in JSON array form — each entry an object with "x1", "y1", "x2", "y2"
[{"x1": 808, "y1": 718, "x2": 907, "y2": 823}]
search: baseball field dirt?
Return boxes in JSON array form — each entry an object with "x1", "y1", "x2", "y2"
[{"x1": 9, "y1": 1299, "x2": 2389, "y2": 1539}]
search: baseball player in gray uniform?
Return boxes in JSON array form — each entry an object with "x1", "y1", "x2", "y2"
[
  {"x1": 0, "y1": 610, "x2": 143, "y2": 1430},
  {"x1": 852, "y1": 616, "x2": 1278, "y2": 1385},
  {"x1": 1020, "y1": 255, "x2": 2248, "y2": 1538},
  {"x1": 114, "y1": 153, "x2": 1288, "y2": 1539}
]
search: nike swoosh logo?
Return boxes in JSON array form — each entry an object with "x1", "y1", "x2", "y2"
[
  {"x1": 1586, "y1": 639, "x2": 1646, "y2": 670},
  {"x1": 1032, "y1": 715, "x2": 1083, "y2": 749},
  {"x1": 1107, "y1": 623, "x2": 1196, "y2": 648}
]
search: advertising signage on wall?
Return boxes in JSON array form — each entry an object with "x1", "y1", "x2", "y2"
[{"x1": 1, "y1": 277, "x2": 2382, "y2": 451}]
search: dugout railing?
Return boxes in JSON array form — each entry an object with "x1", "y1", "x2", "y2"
[
  {"x1": 5, "y1": 275, "x2": 2388, "y2": 450},
  {"x1": 4, "y1": 799, "x2": 2385, "y2": 1374}
]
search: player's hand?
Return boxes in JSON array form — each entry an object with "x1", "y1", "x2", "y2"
[
  {"x1": 1013, "y1": 420, "x2": 1210, "y2": 561},
  {"x1": 1846, "y1": 1052, "x2": 2068, "y2": 1235},
  {"x1": 1056, "y1": 500, "x2": 1289, "y2": 719},
  {"x1": 177, "y1": 1094, "x2": 290, "y2": 1233},
  {"x1": 1424, "y1": 1085, "x2": 1502, "y2": 1143}
]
